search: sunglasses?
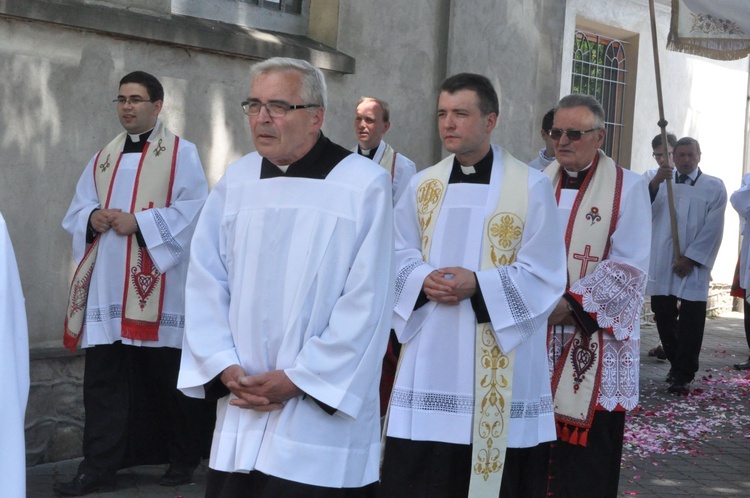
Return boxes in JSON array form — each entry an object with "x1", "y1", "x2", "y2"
[{"x1": 547, "y1": 128, "x2": 601, "y2": 141}]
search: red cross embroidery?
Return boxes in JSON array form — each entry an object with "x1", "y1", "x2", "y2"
[{"x1": 573, "y1": 244, "x2": 600, "y2": 279}]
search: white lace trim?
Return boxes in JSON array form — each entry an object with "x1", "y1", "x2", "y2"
[
  {"x1": 548, "y1": 328, "x2": 639, "y2": 411},
  {"x1": 569, "y1": 260, "x2": 648, "y2": 341}
]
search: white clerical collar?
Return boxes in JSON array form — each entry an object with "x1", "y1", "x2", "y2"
[
  {"x1": 360, "y1": 147, "x2": 373, "y2": 155},
  {"x1": 276, "y1": 164, "x2": 290, "y2": 173},
  {"x1": 460, "y1": 165, "x2": 477, "y2": 175},
  {"x1": 563, "y1": 161, "x2": 593, "y2": 177},
  {"x1": 128, "y1": 127, "x2": 155, "y2": 143}
]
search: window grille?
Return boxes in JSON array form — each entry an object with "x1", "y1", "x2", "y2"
[
  {"x1": 241, "y1": 0, "x2": 303, "y2": 15},
  {"x1": 571, "y1": 30, "x2": 628, "y2": 164}
]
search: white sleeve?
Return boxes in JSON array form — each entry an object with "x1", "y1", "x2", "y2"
[
  {"x1": 135, "y1": 141, "x2": 208, "y2": 274},
  {"x1": 62, "y1": 154, "x2": 99, "y2": 263},
  {"x1": 474, "y1": 175, "x2": 567, "y2": 353}
]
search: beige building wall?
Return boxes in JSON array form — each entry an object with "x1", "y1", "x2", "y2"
[{"x1": 562, "y1": 0, "x2": 750, "y2": 286}]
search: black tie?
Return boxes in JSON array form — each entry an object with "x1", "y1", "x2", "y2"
[{"x1": 678, "y1": 174, "x2": 690, "y2": 184}]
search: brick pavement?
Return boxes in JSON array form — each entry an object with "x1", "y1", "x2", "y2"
[{"x1": 27, "y1": 313, "x2": 750, "y2": 497}]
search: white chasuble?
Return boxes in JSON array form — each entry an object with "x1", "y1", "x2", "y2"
[
  {"x1": 389, "y1": 144, "x2": 566, "y2": 452},
  {"x1": 62, "y1": 122, "x2": 208, "y2": 348},
  {"x1": 0, "y1": 214, "x2": 29, "y2": 498},
  {"x1": 178, "y1": 152, "x2": 394, "y2": 488}
]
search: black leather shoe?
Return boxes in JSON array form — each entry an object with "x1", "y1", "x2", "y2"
[
  {"x1": 668, "y1": 381, "x2": 690, "y2": 395},
  {"x1": 733, "y1": 359, "x2": 750, "y2": 370},
  {"x1": 53, "y1": 473, "x2": 115, "y2": 496},
  {"x1": 666, "y1": 370, "x2": 675, "y2": 384},
  {"x1": 160, "y1": 465, "x2": 195, "y2": 486}
]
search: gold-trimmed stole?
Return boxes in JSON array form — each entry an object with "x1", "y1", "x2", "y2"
[
  {"x1": 378, "y1": 143, "x2": 397, "y2": 181},
  {"x1": 417, "y1": 148, "x2": 529, "y2": 497},
  {"x1": 63, "y1": 123, "x2": 178, "y2": 351}
]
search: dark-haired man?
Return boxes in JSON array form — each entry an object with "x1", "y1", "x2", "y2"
[
  {"x1": 645, "y1": 137, "x2": 726, "y2": 394},
  {"x1": 57, "y1": 71, "x2": 210, "y2": 495},
  {"x1": 380, "y1": 73, "x2": 566, "y2": 497},
  {"x1": 528, "y1": 108, "x2": 556, "y2": 171},
  {"x1": 544, "y1": 94, "x2": 651, "y2": 497}
]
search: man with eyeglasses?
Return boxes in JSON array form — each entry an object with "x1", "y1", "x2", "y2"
[
  {"x1": 380, "y1": 73, "x2": 566, "y2": 498},
  {"x1": 57, "y1": 71, "x2": 211, "y2": 495},
  {"x1": 178, "y1": 57, "x2": 393, "y2": 497},
  {"x1": 543, "y1": 94, "x2": 651, "y2": 497},
  {"x1": 645, "y1": 136, "x2": 726, "y2": 395}
]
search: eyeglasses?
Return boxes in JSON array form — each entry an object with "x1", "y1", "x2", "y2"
[
  {"x1": 548, "y1": 128, "x2": 601, "y2": 141},
  {"x1": 241, "y1": 100, "x2": 320, "y2": 118},
  {"x1": 113, "y1": 97, "x2": 154, "y2": 105}
]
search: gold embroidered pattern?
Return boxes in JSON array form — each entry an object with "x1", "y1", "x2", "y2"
[
  {"x1": 488, "y1": 212, "x2": 523, "y2": 266},
  {"x1": 417, "y1": 179, "x2": 444, "y2": 253},
  {"x1": 473, "y1": 324, "x2": 510, "y2": 480}
]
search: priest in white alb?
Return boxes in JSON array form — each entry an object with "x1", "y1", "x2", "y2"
[
  {"x1": 379, "y1": 73, "x2": 566, "y2": 498},
  {"x1": 543, "y1": 94, "x2": 651, "y2": 498},
  {"x1": 178, "y1": 58, "x2": 394, "y2": 497},
  {"x1": 57, "y1": 71, "x2": 211, "y2": 496}
]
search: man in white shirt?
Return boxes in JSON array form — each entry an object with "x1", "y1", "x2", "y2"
[
  {"x1": 528, "y1": 108, "x2": 556, "y2": 171},
  {"x1": 645, "y1": 137, "x2": 727, "y2": 394},
  {"x1": 178, "y1": 57, "x2": 394, "y2": 498},
  {"x1": 380, "y1": 72, "x2": 566, "y2": 498},
  {"x1": 353, "y1": 97, "x2": 416, "y2": 205},
  {"x1": 544, "y1": 94, "x2": 651, "y2": 497},
  {"x1": 57, "y1": 71, "x2": 211, "y2": 496}
]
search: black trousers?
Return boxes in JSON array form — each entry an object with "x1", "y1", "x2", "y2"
[
  {"x1": 78, "y1": 342, "x2": 214, "y2": 477},
  {"x1": 651, "y1": 295, "x2": 707, "y2": 383},
  {"x1": 205, "y1": 470, "x2": 379, "y2": 498},
  {"x1": 378, "y1": 437, "x2": 550, "y2": 498},
  {"x1": 547, "y1": 411, "x2": 626, "y2": 498}
]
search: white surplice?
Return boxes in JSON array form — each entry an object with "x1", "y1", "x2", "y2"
[
  {"x1": 177, "y1": 152, "x2": 394, "y2": 488},
  {"x1": 549, "y1": 164, "x2": 651, "y2": 411},
  {"x1": 388, "y1": 145, "x2": 566, "y2": 448},
  {"x1": 731, "y1": 173, "x2": 750, "y2": 290},
  {"x1": 353, "y1": 141, "x2": 416, "y2": 205},
  {"x1": 644, "y1": 168, "x2": 726, "y2": 301},
  {"x1": 62, "y1": 132, "x2": 208, "y2": 348},
  {"x1": 0, "y1": 214, "x2": 29, "y2": 498}
]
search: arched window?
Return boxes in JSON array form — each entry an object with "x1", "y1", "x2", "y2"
[{"x1": 572, "y1": 30, "x2": 628, "y2": 164}]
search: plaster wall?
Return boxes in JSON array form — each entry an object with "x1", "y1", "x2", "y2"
[
  {"x1": 446, "y1": 0, "x2": 568, "y2": 163},
  {"x1": 564, "y1": 0, "x2": 749, "y2": 285},
  {"x1": 3, "y1": 0, "x2": 607, "y2": 465}
]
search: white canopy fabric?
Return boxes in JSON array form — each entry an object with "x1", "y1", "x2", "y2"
[{"x1": 668, "y1": 0, "x2": 750, "y2": 60}]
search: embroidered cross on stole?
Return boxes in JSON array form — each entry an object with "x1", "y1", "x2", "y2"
[
  {"x1": 416, "y1": 146, "x2": 529, "y2": 497},
  {"x1": 63, "y1": 122, "x2": 179, "y2": 351},
  {"x1": 544, "y1": 152, "x2": 623, "y2": 445}
]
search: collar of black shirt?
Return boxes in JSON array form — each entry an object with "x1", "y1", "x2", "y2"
[
  {"x1": 561, "y1": 166, "x2": 591, "y2": 189},
  {"x1": 260, "y1": 133, "x2": 351, "y2": 180},
  {"x1": 448, "y1": 148, "x2": 493, "y2": 184},
  {"x1": 123, "y1": 129, "x2": 154, "y2": 154}
]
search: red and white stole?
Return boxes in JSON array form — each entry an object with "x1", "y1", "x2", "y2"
[
  {"x1": 544, "y1": 151, "x2": 623, "y2": 446},
  {"x1": 417, "y1": 147, "x2": 529, "y2": 497},
  {"x1": 63, "y1": 122, "x2": 179, "y2": 351}
]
